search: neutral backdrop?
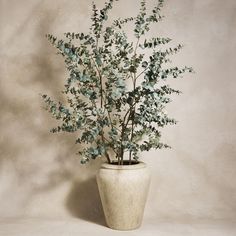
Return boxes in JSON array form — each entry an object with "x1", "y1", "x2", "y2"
[{"x1": 0, "y1": 0, "x2": 236, "y2": 232}]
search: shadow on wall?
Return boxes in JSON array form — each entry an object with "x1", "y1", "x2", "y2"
[
  {"x1": 66, "y1": 177, "x2": 106, "y2": 226},
  {"x1": 0, "y1": 5, "x2": 76, "y2": 187},
  {"x1": 0, "y1": 1, "x2": 105, "y2": 224}
]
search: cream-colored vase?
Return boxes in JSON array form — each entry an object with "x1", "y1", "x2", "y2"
[{"x1": 96, "y1": 161, "x2": 151, "y2": 230}]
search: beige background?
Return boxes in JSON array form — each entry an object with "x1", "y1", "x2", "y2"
[{"x1": 0, "y1": 0, "x2": 236, "y2": 228}]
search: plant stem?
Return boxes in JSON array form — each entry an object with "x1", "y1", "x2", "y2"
[
  {"x1": 118, "y1": 36, "x2": 141, "y2": 165},
  {"x1": 107, "y1": 110, "x2": 122, "y2": 134},
  {"x1": 129, "y1": 112, "x2": 134, "y2": 165},
  {"x1": 103, "y1": 135, "x2": 120, "y2": 159},
  {"x1": 118, "y1": 151, "x2": 121, "y2": 165},
  {"x1": 134, "y1": 37, "x2": 140, "y2": 55},
  {"x1": 128, "y1": 37, "x2": 140, "y2": 164},
  {"x1": 136, "y1": 66, "x2": 148, "y2": 79},
  {"x1": 90, "y1": 56, "x2": 104, "y2": 107},
  {"x1": 129, "y1": 89, "x2": 136, "y2": 164},
  {"x1": 100, "y1": 76, "x2": 103, "y2": 107},
  {"x1": 104, "y1": 143, "x2": 111, "y2": 164}
]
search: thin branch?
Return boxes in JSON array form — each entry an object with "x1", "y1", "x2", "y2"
[
  {"x1": 136, "y1": 66, "x2": 149, "y2": 79},
  {"x1": 101, "y1": 133, "x2": 111, "y2": 163},
  {"x1": 90, "y1": 56, "x2": 105, "y2": 108},
  {"x1": 134, "y1": 37, "x2": 140, "y2": 55},
  {"x1": 107, "y1": 110, "x2": 122, "y2": 133}
]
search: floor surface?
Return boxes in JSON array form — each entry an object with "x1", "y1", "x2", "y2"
[{"x1": 0, "y1": 217, "x2": 235, "y2": 236}]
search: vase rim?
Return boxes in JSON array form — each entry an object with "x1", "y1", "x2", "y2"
[{"x1": 101, "y1": 161, "x2": 147, "y2": 170}]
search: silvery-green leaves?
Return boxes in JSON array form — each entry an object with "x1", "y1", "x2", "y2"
[
  {"x1": 140, "y1": 37, "x2": 172, "y2": 49},
  {"x1": 41, "y1": 0, "x2": 194, "y2": 165},
  {"x1": 134, "y1": 0, "x2": 165, "y2": 38}
]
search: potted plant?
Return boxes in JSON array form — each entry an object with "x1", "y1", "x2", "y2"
[{"x1": 41, "y1": 0, "x2": 193, "y2": 230}]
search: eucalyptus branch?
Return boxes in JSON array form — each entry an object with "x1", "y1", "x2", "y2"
[
  {"x1": 127, "y1": 34, "x2": 140, "y2": 163},
  {"x1": 102, "y1": 135, "x2": 120, "y2": 159},
  {"x1": 90, "y1": 56, "x2": 105, "y2": 107},
  {"x1": 107, "y1": 110, "x2": 122, "y2": 133},
  {"x1": 136, "y1": 66, "x2": 148, "y2": 79},
  {"x1": 134, "y1": 37, "x2": 140, "y2": 55},
  {"x1": 101, "y1": 132, "x2": 111, "y2": 163},
  {"x1": 42, "y1": 0, "x2": 194, "y2": 165}
]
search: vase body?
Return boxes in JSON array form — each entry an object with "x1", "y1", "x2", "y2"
[{"x1": 96, "y1": 161, "x2": 151, "y2": 230}]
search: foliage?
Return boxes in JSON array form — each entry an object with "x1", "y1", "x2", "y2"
[{"x1": 41, "y1": 0, "x2": 194, "y2": 165}]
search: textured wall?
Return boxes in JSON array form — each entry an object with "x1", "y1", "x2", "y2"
[{"x1": 0, "y1": 0, "x2": 236, "y2": 223}]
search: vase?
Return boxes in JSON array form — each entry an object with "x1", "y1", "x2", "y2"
[{"x1": 96, "y1": 161, "x2": 151, "y2": 230}]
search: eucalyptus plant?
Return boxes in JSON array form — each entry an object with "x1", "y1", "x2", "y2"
[{"x1": 41, "y1": 0, "x2": 193, "y2": 165}]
